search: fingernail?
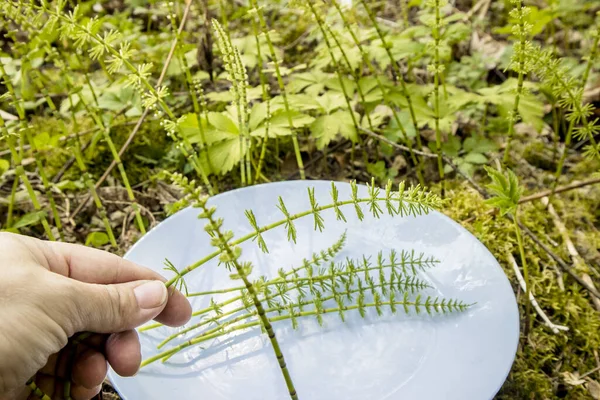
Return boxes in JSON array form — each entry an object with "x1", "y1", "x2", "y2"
[{"x1": 134, "y1": 281, "x2": 168, "y2": 309}]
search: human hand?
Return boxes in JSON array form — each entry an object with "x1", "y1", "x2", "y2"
[{"x1": 0, "y1": 232, "x2": 192, "y2": 400}]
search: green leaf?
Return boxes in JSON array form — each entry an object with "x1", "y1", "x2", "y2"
[
  {"x1": 457, "y1": 160, "x2": 476, "y2": 178},
  {"x1": 478, "y1": 79, "x2": 544, "y2": 131},
  {"x1": 437, "y1": 135, "x2": 461, "y2": 158},
  {"x1": 463, "y1": 135, "x2": 497, "y2": 153},
  {"x1": 13, "y1": 211, "x2": 47, "y2": 229},
  {"x1": 0, "y1": 159, "x2": 9, "y2": 175},
  {"x1": 200, "y1": 138, "x2": 243, "y2": 175},
  {"x1": 55, "y1": 180, "x2": 85, "y2": 191},
  {"x1": 310, "y1": 111, "x2": 358, "y2": 149},
  {"x1": 85, "y1": 231, "x2": 110, "y2": 247},
  {"x1": 251, "y1": 110, "x2": 315, "y2": 138},
  {"x1": 463, "y1": 152, "x2": 488, "y2": 164},
  {"x1": 484, "y1": 166, "x2": 522, "y2": 215},
  {"x1": 208, "y1": 111, "x2": 239, "y2": 135}
]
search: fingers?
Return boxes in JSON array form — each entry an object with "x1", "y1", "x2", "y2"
[
  {"x1": 64, "y1": 279, "x2": 169, "y2": 334},
  {"x1": 41, "y1": 238, "x2": 192, "y2": 328},
  {"x1": 105, "y1": 330, "x2": 142, "y2": 377},
  {"x1": 70, "y1": 384, "x2": 102, "y2": 400},
  {"x1": 71, "y1": 350, "x2": 107, "y2": 390}
]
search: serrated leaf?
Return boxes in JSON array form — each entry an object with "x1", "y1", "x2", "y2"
[
  {"x1": 310, "y1": 110, "x2": 358, "y2": 149},
  {"x1": 200, "y1": 137, "x2": 243, "y2": 175}
]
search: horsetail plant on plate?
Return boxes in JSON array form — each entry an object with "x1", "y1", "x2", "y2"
[{"x1": 139, "y1": 174, "x2": 472, "y2": 400}]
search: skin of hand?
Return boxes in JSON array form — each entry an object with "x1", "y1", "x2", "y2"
[{"x1": 0, "y1": 232, "x2": 192, "y2": 400}]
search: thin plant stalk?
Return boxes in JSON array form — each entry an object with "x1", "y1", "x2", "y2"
[
  {"x1": 502, "y1": 0, "x2": 527, "y2": 166},
  {"x1": 0, "y1": 61, "x2": 63, "y2": 239},
  {"x1": 359, "y1": 0, "x2": 425, "y2": 174},
  {"x1": 306, "y1": 2, "x2": 364, "y2": 161},
  {"x1": 30, "y1": 70, "x2": 117, "y2": 246},
  {"x1": 197, "y1": 200, "x2": 299, "y2": 400},
  {"x1": 164, "y1": 182, "x2": 439, "y2": 287},
  {"x1": 251, "y1": 7, "x2": 272, "y2": 181},
  {"x1": 0, "y1": 116, "x2": 55, "y2": 240},
  {"x1": 143, "y1": 295, "x2": 466, "y2": 367},
  {"x1": 581, "y1": 24, "x2": 600, "y2": 90},
  {"x1": 159, "y1": 272, "x2": 427, "y2": 349},
  {"x1": 167, "y1": 4, "x2": 214, "y2": 192},
  {"x1": 431, "y1": 0, "x2": 446, "y2": 192},
  {"x1": 5, "y1": 174, "x2": 19, "y2": 228},
  {"x1": 250, "y1": 0, "x2": 305, "y2": 179},
  {"x1": 76, "y1": 94, "x2": 146, "y2": 234},
  {"x1": 331, "y1": 0, "x2": 424, "y2": 185},
  {"x1": 513, "y1": 209, "x2": 531, "y2": 335}
]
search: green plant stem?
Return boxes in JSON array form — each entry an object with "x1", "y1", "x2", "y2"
[
  {"x1": 502, "y1": 0, "x2": 526, "y2": 167},
  {"x1": 432, "y1": 0, "x2": 445, "y2": 194},
  {"x1": 159, "y1": 275, "x2": 428, "y2": 349},
  {"x1": 198, "y1": 202, "x2": 299, "y2": 400},
  {"x1": 65, "y1": 86, "x2": 117, "y2": 246},
  {"x1": 251, "y1": 0, "x2": 305, "y2": 179},
  {"x1": 513, "y1": 210, "x2": 531, "y2": 335},
  {"x1": 307, "y1": 4, "x2": 359, "y2": 124},
  {"x1": 0, "y1": 61, "x2": 64, "y2": 239},
  {"x1": 360, "y1": 0, "x2": 425, "y2": 172},
  {"x1": 581, "y1": 25, "x2": 600, "y2": 90},
  {"x1": 26, "y1": 378, "x2": 51, "y2": 400},
  {"x1": 165, "y1": 190, "x2": 438, "y2": 287},
  {"x1": 1, "y1": 132, "x2": 55, "y2": 240},
  {"x1": 172, "y1": 16, "x2": 214, "y2": 192},
  {"x1": 5, "y1": 174, "x2": 19, "y2": 228},
  {"x1": 143, "y1": 296, "x2": 467, "y2": 367},
  {"x1": 331, "y1": 0, "x2": 424, "y2": 185},
  {"x1": 251, "y1": 9, "x2": 271, "y2": 181},
  {"x1": 27, "y1": 1, "x2": 175, "y2": 120},
  {"x1": 77, "y1": 95, "x2": 146, "y2": 234}
]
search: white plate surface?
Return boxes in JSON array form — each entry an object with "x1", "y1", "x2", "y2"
[{"x1": 108, "y1": 180, "x2": 519, "y2": 400}]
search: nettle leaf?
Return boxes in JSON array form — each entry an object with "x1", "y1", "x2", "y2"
[
  {"x1": 85, "y1": 231, "x2": 110, "y2": 247},
  {"x1": 478, "y1": 79, "x2": 544, "y2": 131},
  {"x1": 310, "y1": 110, "x2": 359, "y2": 149},
  {"x1": 13, "y1": 210, "x2": 47, "y2": 229}
]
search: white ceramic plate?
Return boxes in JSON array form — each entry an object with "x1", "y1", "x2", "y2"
[{"x1": 108, "y1": 180, "x2": 519, "y2": 400}]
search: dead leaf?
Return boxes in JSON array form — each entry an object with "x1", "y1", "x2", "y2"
[
  {"x1": 588, "y1": 380, "x2": 600, "y2": 400},
  {"x1": 562, "y1": 371, "x2": 586, "y2": 386}
]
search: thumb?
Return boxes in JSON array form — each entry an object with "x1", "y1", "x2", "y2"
[{"x1": 67, "y1": 279, "x2": 169, "y2": 334}]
